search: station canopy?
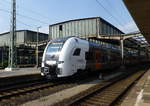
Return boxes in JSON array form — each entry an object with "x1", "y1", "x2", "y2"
[
  {"x1": 86, "y1": 32, "x2": 150, "y2": 51},
  {"x1": 124, "y1": 0, "x2": 150, "y2": 44}
]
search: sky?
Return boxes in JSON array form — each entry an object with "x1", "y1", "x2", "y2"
[{"x1": 0, "y1": 0, "x2": 139, "y2": 34}]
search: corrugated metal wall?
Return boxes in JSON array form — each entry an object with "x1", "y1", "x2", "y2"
[
  {"x1": 0, "y1": 30, "x2": 48, "y2": 46},
  {"x1": 49, "y1": 18, "x2": 100, "y2": 39},
  {"x1": 100, "y1": 18, "x2": 123, "y2": 35},
  {"x1": 25, "y1": 31, "x2": 48, "y2": 43},
  {"x1": 49, "y1": 17, "x2": 124, "y2": 40},
  {"x1": 0, "y1": 31, "x2": 25, "y2": 46},
  {"x1": 0, "y1": 33, "x2": 9, "y2": 46},
  {"x1": 16, "y1": 31, "x2": 25, "y2": 44}
]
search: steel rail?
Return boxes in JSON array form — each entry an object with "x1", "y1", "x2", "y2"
[{"x1": 72, "y1": 71, "x2": 145, "y2": 106}]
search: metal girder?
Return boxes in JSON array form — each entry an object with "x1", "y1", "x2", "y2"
[
  {"x1": 97, "y1": 32, "x2": 141, "y2": 40},
  {"x1": 25, "y1": 40, "x2": 49, "y2": 47},
  {"x1": 88, "y1": 33, "x2": 150, "y2": 50}
]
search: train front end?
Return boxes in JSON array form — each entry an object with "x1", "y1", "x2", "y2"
[
  {"x1": 41, "y1": 37, "x2": 77, "y2": 79},
  {"x1": 41, "y1": 38, "x2": 65, "y2": 79}
]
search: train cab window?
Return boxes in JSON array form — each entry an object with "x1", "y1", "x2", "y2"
[{"x1": 73, "y1": 48, "x2": 81, "y2": 56}]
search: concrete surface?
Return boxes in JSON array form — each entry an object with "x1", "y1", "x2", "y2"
[
  {"x1": 0, "y1": 68, "x2": 40, "y2": 78},
  {"x1": 22, "y1": 79, "x2": 103, "y2": 106},
  {"x1": 121, "y1": 70, "x2": 150, "y2": 106}
]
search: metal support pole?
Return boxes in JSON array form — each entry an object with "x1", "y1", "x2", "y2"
[
  {"x1": 36, "y1": 26, "x2": 41, "y2": 68},
  {"x1": 119, "y1": 37, "x2": 126, "y2": 70},
  {"x1": 2, "y1": 47, "x2": 3, "y2": 67},
  {"x1": 120, "y1": 36, "x2": 125, "y2": 67},
  {"x1": 120, "y1": 39, "x2": 124, "y2": 62},
  {"x1": 6, "y1": 0, "x2": 17, "y2": 71}
]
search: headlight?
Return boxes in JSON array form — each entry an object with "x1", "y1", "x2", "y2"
[
  {"x1": 46, "y1": 61, "x2": 56, "y2": 65},
  {"x1": 41, "y1": 73, "x2": 44, "y2": 76}
]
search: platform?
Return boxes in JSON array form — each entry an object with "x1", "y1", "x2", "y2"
[
  {"x1": 22, "y1": 79, "x2": 102, "y2": 106},
  {"x1": 22, "y1": 72, "x2": 123, "y2": 106},
  {"x1": 121, "y1": 70, "x2": 150, "y2": 106},
  {"x1": 0, "y1": 68, "x2": 40, "y2": 78},
  {"x1": 22, "y1": 69, "x2": 150, "y2": 106}
]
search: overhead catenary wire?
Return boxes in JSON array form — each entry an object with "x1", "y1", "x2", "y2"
[
  {"x1": 103, "y1": 0, "x2": 129, "y2": 26},
  {"x1": 2, "y1": 0, "x2": 125, "y2": 28},
  {"x1": 17, "y1": 13, "x2": 49, "y2": 25},
  {"x1": 101, "y1": 0, "x2": 132, "y2": 33},
  {"x1": 95, "y1": 0, "x2": 125, "y2": 29},
  {"x1": 17, "y1": 19, "x2": 37, "y2": 28},
  {"x1": 1, "y1": 0, "x2": 50, "y2": 27},
  {"x1": 0, "y1": 8, "x2": 49, "y2": 34},
  {"x1": 0, "y1": 8, "x2": 39, "y2": 30},
  {"x1": 0, "y1": 8, "x2": 49, "y2": 25},
  {"x1": 2, "y1": 0, "x2": 51, "y2": 22},
  {"x1": 95, "y1": 0, "x2": 148, "y2": 44},
  {"x1": 1, "y1": 1, "x2": 49, "y2": 34},
  {"x1": 112, "y1": 0, "x2": 145, "y2": 43}
]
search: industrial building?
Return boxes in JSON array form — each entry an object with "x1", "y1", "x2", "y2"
[
  {"x1": 0, "y1": 30, "x2": 48, "y2": 47},
  {"x1": 49, "y1": 17, "x2": 147, "y2": 49},
  {"x1": 49, "y1": 17, "x2": 123, "y2": 39},
  {"x1": 0, "y1": 30, "x2": 48, "y2": 68}
]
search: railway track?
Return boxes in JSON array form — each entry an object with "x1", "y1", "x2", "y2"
[
  {"x1": 0, "y1": 72, "x2": 99, "y2": 106},
  {"x1": 0, "y1": 81, "x2": 56, "y2": 99},
  {"x1": 0, "y1": 78, "x2": 47, "y2": 92},
  {"x1": 71, "y1": 70, "x2": 145, "y2": 106},
  {"x1": 0, "y1": 79, "x2": 76, "y2": 106},
  {"x1": 0, "y1": 67, "x2": 147, "y2": 106},
  {"x1": 0, "y1": 74, "x2": 42, "y2": 88}
]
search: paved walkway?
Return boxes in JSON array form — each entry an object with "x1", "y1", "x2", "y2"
[
  {"x1": 0, "y1": 68, "x2": 40, "y2": 78},
  {"x1": 22, "y1": 79, "x2": 103, "y2": 106},
  {"x1": 137, "y1": 75, "x2": 150, "y2": 106},
  {"x1": 121, "y1": 70, "x2": 150, "y2": 106}
]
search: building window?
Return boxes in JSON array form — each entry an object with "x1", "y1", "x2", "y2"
[{"x1": 59, "y1": 25, "x2": 63, "y2": 31}]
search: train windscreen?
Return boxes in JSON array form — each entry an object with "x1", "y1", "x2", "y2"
[
  {"x1": 45, "y1": 42, "x2": 63, "y2": 61},
  {"x1": 46, "y1": 43, "x2": 63, "y2": 54}
]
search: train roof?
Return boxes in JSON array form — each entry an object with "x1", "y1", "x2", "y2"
[{"x1": 51, "y1": 36, "x2": 75, "y2": 43}]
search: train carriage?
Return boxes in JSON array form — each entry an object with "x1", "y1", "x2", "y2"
[{"x1": 41, "y1": 36, "x2": 149, "y2": 79}]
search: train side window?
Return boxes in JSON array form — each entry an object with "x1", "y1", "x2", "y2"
[{"x1": 73, "y1": 48, "x2": 81, "y2": 56}]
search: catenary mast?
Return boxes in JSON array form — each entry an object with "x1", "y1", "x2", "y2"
[{"x1": 8, "y1": 0, "x2": 17, "y2": 70}]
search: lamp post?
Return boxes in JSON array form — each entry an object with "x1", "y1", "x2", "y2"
[{"x1": 36, "y1": 26, "x2": 41, "y2": 68}]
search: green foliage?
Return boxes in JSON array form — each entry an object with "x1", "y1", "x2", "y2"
[{"x1": 0, "y1": 60, "x2": 8, "y2": 68}]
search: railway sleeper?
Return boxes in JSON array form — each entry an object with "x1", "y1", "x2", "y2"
[
  {"x1": 82, "y1": 100, "x2": 103, "y2": 106},
  {"x1": 73, "y1": 71, "x2": 146, "y2": 106}
]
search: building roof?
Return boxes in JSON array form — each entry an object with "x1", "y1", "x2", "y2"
[
  {"x1": 50, "y1": 17, "x2": 100, "y2": 26},
  {"x1": 49, "y1": 17, "x2": 124, "y2": 34},
  {"x1": 0, "y1": 30, "x2": 48, "y2": 36}
]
